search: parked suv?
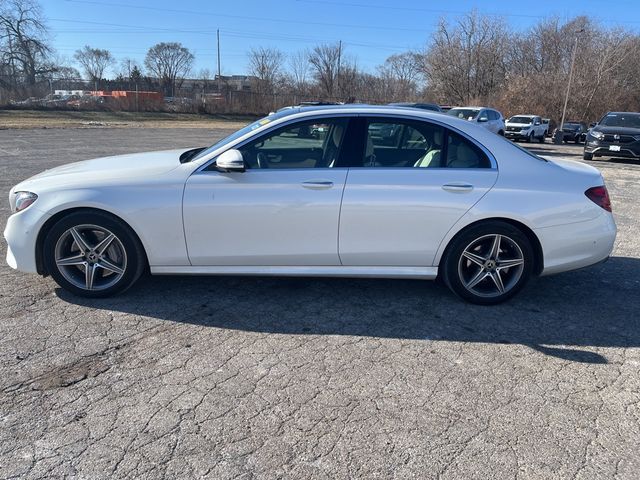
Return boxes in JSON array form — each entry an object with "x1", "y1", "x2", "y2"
[
  {"x1": 447, "y1": 107, "x2": 505, "y2": 135},
  {"x1": 559, "y1": 121, "x2": 588, "y2": 144},
  {"x1": 505, "y1": 115, "x2": 547, "y2": 142},
  {"x1": 584, "y1": 111, "x2": 640, "y2": 161}
]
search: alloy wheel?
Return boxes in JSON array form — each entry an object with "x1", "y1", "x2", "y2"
[
  {"x1": 457, "y1": 234, "x2": 525, "y2": 298},
  {"x1": 54, "y1": 224, "x2": 127, "y2": 291}
]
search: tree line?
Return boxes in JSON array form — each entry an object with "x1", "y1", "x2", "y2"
[{"x1": 2, "y1": 0, "x2": 640, "y2": 120}]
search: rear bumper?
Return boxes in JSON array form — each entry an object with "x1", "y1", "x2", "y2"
[{"x1": 536, "y1": 212, "x2": 617, "y2": 276}]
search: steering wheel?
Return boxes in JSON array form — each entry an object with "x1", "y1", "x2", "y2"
[{"x1": 256, "y1": 152, "x2": 269, "y2": 169}]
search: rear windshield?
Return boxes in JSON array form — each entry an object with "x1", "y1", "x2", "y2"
[
  {"x1": 448, "y1": 108, "x2": 480, "y2": 120},
  {"x1": 508, "y1": 116, "x2": 532, "y2": 124},
  {"x1": 599, "y1": 113, "x2": 640, "y2": 128}
]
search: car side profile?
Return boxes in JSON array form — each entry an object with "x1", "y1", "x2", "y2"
[
  {"x1": 447, "y1": 107, "x2": 505, "y2": 135},
  {"x1": 4, "y1": 106, "x2": 616, "y2": 304}
]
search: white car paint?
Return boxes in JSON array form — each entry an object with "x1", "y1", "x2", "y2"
[{"x1": 4, "y1": 106, "x2": 616, "y2": 293}]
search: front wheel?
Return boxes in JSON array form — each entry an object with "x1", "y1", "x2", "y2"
[
  {"x1": 43, "y1": 211, "x2": 146, "y2": 297},
  {"x1": 442, "y1": 222, "x2": 534, "y2": 305},
  {"x1": 583, "y1": 151, "x2": 594, "y2": 161}
]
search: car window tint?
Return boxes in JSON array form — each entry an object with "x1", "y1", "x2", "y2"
[
  {"x1": 363, "y1": 119, "x2": 445, "y2": 168},
  {"x1": 239, "y1": 119, "x2": 348, "y2": 169},
  {"x1": 445, "y1": 131, "x2": 491, "y2": 168}
]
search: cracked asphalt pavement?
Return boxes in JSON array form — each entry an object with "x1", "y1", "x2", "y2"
[{"x1": 1, "y1": 128, "x2": 639, "y2": 479}]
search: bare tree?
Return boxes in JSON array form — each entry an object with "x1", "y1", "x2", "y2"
[
  {"x1": 378, "y1": 52, "x2": 422, "y2": 100},
  {"x1": 247, "y1": 46, "x2": 284, "y2": 94},
  {"x1": 308, "y1": 42, "x2": 343, "y2": 99},
  {"x1": 424, "y1": 11, "x2": 509, "y2": 104},
  {"x1": 0, "y1": 0, "x2": 54, "y2": 88},
  {"x1": 144, "y1": 42, "x2": 194, "y2": 97},
  {"x1": 289, "y1": 50, "x2": 310, "y2": 93},
  {"x1": 74, "y1": 45, "x2": 114, "y2": 90}
]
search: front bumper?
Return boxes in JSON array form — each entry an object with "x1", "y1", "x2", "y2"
[
  {"x1": 585, "y1": 140, "x2": 640, "y2": 160},
  {"x1": 505, "y1": 131, "x2": 530, "y2": 140},
  {"x1": 4, "y1": 206, "x2": 51, "y2": 274}
]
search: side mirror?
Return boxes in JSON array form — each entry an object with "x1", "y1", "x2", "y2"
[
  {"x1": 589, "y1": 122, "x2": 596, "y2": 128},
  {"x1": 478, "y1": 117, "x2": 488, "y2": 123},
  {"x1": 215, "y1": 149, "x2": 245, "y2": 172},
  {"x1": 534, "y1": 121, "x2": 541, "y2": 125}
]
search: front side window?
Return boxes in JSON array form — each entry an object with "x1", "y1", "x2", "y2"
[{"x1": 239, "y1": 118, "x2": 348, "y2": 169}]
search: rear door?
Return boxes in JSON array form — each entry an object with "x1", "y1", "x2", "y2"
[{"x1": 339, "y1": 117, "x2": 498, "y2": 266}]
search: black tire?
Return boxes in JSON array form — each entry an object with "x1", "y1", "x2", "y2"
[
  {"x1": 43, "y1": 211, "x2": 146, "y2": 298},
  {"x1": 441, "y1": 221, "x2": 535, "y2": 305},
  {"x1": 498, "y1": 130, "x2": 504, "y2": 136},
  {"x1": 539, "y1": 134, "x2": 545, "y2": 143},
  {"x1": 583, "y1": 151, "x2": 593, "y2": 161},
  {"x1": 527, "y1": 132, "x2": 534, "y2": 143}
]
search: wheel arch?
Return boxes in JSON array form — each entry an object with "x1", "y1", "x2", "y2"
[
  {"x1": 35, "y1": 207, "x2": 149, "y2": 275},
  {"x1": 437, "y1": 217, "x2": 544, "y2": 277}
]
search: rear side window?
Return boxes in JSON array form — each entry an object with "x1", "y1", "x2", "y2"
[
  {"x1": 364, "y1": 119, "x2": 445, "y2": 168},
  {"x1": 444, "y1": 131, "x2": 492, "y2": 168},
  {"x1": 358, "y1": 118, "x2": 491, "y2": 169}
]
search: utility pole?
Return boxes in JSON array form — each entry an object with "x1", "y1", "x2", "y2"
[
  {"x1": 555, "y1": 28, "x2": 584, "y2": 144},
  {"x1": 336, "y1": 40, "x2": 342, "y2": 100},
  {"x1": 217, "y1": 29, "x2": 222, "y2": 94}
]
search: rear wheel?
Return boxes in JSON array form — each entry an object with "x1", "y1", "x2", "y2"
[
  {"x1": 43, "y1": 211, "x2": 146, "y2": 297},
  {"x1": 442, "y1": 221, "x2": 534, "y2": 305}
]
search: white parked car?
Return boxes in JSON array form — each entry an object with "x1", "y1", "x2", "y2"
[
  {"x1": 447, "y1": 107, "x2": 506, "y2": 135},
  {"x1": 4, "y1": 106, "x2": 616, "y2": 304},
  {"x1": 505, "y1": 115, "x2": 548, "y2": 142}
]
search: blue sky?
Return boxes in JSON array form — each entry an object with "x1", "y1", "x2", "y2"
[{"x1": 44, "y1": 0, "x2": 640, "y2": 77}]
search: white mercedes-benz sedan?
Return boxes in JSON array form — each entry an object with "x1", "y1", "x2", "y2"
[{"x1": 4, "y1": 106, "x2": 616, "y2": 304}]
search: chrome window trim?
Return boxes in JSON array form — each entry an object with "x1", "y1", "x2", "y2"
[
  {"x1": 195, "y1": 113, "x2": 355, "y2": 174},
  {"x1": 194, "y1": 110, "x2": 499, "y2": 173}
]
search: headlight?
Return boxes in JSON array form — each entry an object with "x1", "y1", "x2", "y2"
[
  {"x1": 633, "y1": 135, "x2": 640, "y2": 141},
  {"x1": 13, "y1": 191, "x2": 38, "y2": 212},
  {"x1": 590, "y1": 130, "x2": 605, "y2": 140}
]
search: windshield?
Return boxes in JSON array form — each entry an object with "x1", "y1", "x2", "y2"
[
  {"x1": 508, "y1": 116, "x2": 533, "y2": 124},
  {"x1": 447, "y1": 108, "x2": 480, "y2": 120},
  {"x1": 563, "y1": 122, "x2": 581, "y2": 129},
  {"x1": 599, "y1": 113, "x2": 640, "y2": 128},
  {"x1": 192, "y1": 109, "x2": 296, "y2": 161}
]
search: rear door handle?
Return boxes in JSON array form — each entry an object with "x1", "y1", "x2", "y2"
[
  {"x1": 442, "y1": 183, "x2": 474, "y2": 193},
  {"x1": 302, "y1": 181, "x2": 333, "y2": 189}
]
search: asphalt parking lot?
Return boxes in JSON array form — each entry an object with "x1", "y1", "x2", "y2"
[{"x1": 1, "y1": 127, "x2": 639, "y2": 479}]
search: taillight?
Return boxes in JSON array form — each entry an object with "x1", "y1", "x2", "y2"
[{"x1": 585, "y1": 186, "x2": 612, "y2": 212}]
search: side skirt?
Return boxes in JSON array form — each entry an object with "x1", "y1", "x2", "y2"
[{"x1": 150, "y1": 265, "x2": 439, "y2": 280}]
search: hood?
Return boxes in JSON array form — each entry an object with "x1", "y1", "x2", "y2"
[
  {"x1": 592, "y1": 125, "x2": 640, "y2": 135},
  {"x1": 14, "y1": 148, "x2": 191, "y2": 192}
]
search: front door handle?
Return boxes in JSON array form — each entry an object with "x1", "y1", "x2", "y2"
[
  {"x1": 302, "y1": 181, "x2": 333, "y2": 189},
  {"x1": 442, "y1": 183, "x2": 474, "y2": 193}
]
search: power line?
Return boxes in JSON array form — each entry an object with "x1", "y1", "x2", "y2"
[{"x1": 61, "y1": 0, "x2": 432, "y2": 33}]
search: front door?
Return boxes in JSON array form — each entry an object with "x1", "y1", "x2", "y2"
[{"x1": 183, "y1": 118, "x2": 350, "y2": 266}]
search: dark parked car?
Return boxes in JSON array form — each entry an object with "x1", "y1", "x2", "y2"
[
  {"x1": 387, "y1": 102, "x2": 442, "y2": 112},
  {"x1": 584, "y1": 111, "x2": 640, "y2": 161},
  {"x1": 559, "y1": 121, "x2": 588, "y2": 143}
]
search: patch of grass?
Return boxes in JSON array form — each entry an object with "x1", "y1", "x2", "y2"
[{"x1": 0, "y1": 109, "x2": 256, "y2": 130}]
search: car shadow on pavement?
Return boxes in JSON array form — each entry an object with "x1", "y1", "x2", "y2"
[{"x1": 57, "y1": 256, "x2": 640, "y2": 364}]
